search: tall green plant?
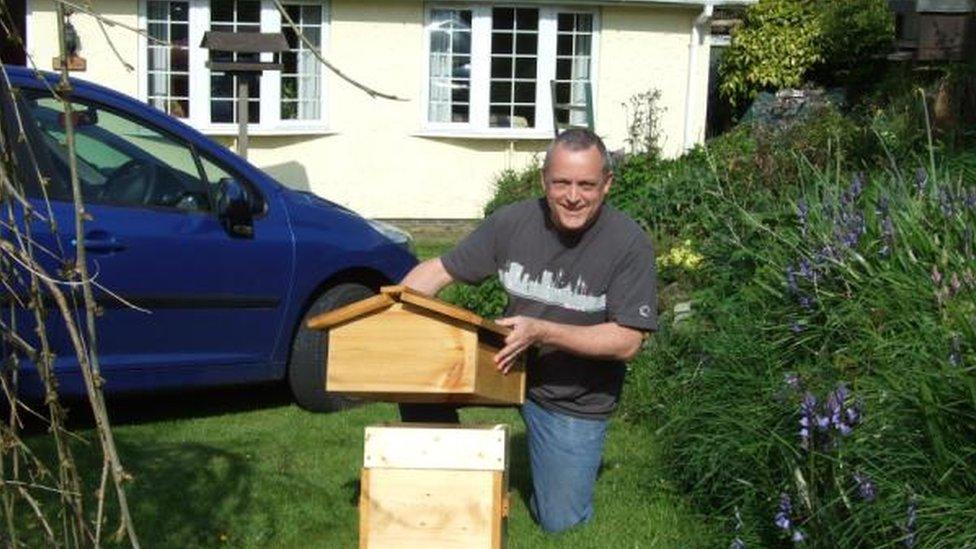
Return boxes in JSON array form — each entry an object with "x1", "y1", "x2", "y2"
[{"x1": 720, "y1": 0, "x2": 894, "y2": 106}]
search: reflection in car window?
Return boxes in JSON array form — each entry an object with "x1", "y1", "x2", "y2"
[{"x1": 27, "y1": 96, "x2": 212, "y2": 212}]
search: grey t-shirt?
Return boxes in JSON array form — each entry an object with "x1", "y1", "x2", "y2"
[{"x1": 441, "y1": 198, "x2": 657, "y2": 419}]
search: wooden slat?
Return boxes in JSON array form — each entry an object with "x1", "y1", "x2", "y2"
[
  {"x1": 361, "y1": 468, "x2": 498, "y2": 549},
  {"x1": 474, "y1": 338, "x2": 525, "y2": 405},
  {"x1": 363, "y1": 425, "x2": 508, "y2": 471},
  {"x1": 306, "y1": 293, "x2": 395, "y2": 330},
  {"x1": 359, "y1": 468, "x2": 371, "y2": 549},
  {"x1": 325, "y1": 304, "x2": 476, "y2": 394},
  {"x1": 382, "y1": 285, "x2": 511, "y2": 337}
]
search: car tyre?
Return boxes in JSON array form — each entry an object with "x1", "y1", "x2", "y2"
[{"x1": 289, "y1": 282, "x2": 374, "y2": 412}]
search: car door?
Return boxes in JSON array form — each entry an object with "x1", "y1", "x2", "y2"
[{"x1": 19, "y1": 91, "x2": 294, "y2": 391}]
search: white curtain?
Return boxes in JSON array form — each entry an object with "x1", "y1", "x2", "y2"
[{"x1": 428, "y1": 11, "x2": 454, "y2": 122}]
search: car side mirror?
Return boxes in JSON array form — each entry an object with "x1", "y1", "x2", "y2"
[{"x1": 217, "y1": 178, "x2": 254, "y2": 238}]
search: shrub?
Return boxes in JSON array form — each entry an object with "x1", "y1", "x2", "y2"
[{"x1": 720, "y1": 0, "x2": 894, "y2": 106}]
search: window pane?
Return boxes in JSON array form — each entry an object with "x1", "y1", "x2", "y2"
[
  {"x1": 554, "y1": 12, "x2": 594, "y2": 128},
  {"x1": 514, "y1": 9, "x2": 538, "y2": 31},
  {"x1": 490, "y1": 8, "x2": 538, "y2": 129},
  {"x1": 146, "y1": 1, "x2": 190, "y2": 119},
  {"x1": 493, "y1": 8, "x2": 514, "y2": 30},
  {"x1": 514, "y1": 82, "x2": 535, "y2": 103},
  {"x1": 211, "y1": 0, "x2": 233, "y2": 21},
  {"x1": 28, "y1": 96, "x2": 210, "y2": 210},
  {"x1": 212, "y1": 100, "x2": 233, "y2": 122},
  {"x1": 491, "y1": 56, "x2": 512, "y2": 79},
  {"x1": 514, "y1": 34, "x2": 537, "y2": 55},
  {"x1": 491, "y1": 32, "x2": 512, "y2": 54},
  {"x1": 281, "y1": 1, "x2": 325, "y2": 121},
  {"x1": 490, "y1": 81, "x2": 512, "y2": 103},
  {"x1": 514, "y1": 57, "x2": 536, "y2": 79},
  {"x1": 427, "y1": 8, "x2": 472, "y2": 124}
]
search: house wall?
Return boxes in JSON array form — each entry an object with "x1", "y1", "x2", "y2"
[{"x1": 25, "y1": 0, "x2": 710, "y2": 219}]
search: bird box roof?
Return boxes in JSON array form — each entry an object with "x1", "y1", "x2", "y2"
[{"x1": 306, "y1": 285, "x2": 510, "y2": 336}]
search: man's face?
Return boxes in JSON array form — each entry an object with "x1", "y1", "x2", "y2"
[{"x1": 542, "y1": 144, "x2": 613, "y2": 233}]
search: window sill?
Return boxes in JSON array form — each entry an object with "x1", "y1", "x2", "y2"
[
  {"x1": 412, "y1": 128, "x2": 554, "y2": 140},
  {"x1": 196, "y1": 125, "x2": 338, "y2": 137}
]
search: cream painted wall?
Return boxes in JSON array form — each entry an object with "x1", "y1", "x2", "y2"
[
  {"x1": 25, "y1": 0, "x2": 709, "y2": 219},
  {"x1": 27, "y1": 0, "x2": 141, "y2": 100}
]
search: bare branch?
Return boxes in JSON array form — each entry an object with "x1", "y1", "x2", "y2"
[{"x1": 273, "y1": 0, "x2": 408, "y2": 102}]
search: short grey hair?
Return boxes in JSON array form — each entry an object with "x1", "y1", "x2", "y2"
[{"x1": 541, "y1": 128, "x2": 613, "y2": 177}]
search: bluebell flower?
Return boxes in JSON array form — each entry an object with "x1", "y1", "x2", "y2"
[
  {"x1": 904, "y1": 500, "x2": 917, "y2": 548},
  {"x1": 799, "y1": 393, "x2": 817, "y2": 448},
  {"x1": 914, "y1": 168, "x2": 927, "y2": 195},
  {"x1": 786, "y1": 265, "x2": 799, "y2": 294},
  {"x1": 966, "y1": 190, "x2": 976, "y2": 210},
  {"x1": 790, "y1": 320, "x2": 804, "y2": 334},
  {"x1": 798, "y1": 259, "x2": 813, "y2": 280},
  {"x1": 849, "y1": 172, "x2": 865, "y2": 199},
  {"x1": 853, "y1": 472, "x2": 877, "y2": 502},
  {"x1": 939, "y1": 187, "x2": 955, "y2": 216},
  {"x1": 775, "y1": 493, "x2": 792, "y2": 531},
  {"x1": 797, "y1": 199, "x2": 809, "y2": 235},
  {"x1": 799, "y1": 296, "x2": 814, "y2": 310},
  {"x1": 791, "y1": 529, "x2": 806, "y2": 543}
]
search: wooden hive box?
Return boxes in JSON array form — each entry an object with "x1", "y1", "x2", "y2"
[
  {"x1": 307, "y1": 285, "x2": 525, "y2": 405},
  {"x1": 359, "y1": 424, "x2": 510, "y2": 549}
]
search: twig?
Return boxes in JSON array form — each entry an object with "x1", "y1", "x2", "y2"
[
  {"x1": 273, "y1": 0, "x2": 407, "y2": 102},
  {"x1": 55, "y1": 3, "x2": 141, "y2": 545},
  {"x1": 55, "y1": 0, "x2": 171, "y2": 46}
]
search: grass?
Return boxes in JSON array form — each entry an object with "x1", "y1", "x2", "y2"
[{"x1": 17, "y1": 238, "x2": 721, "y2": 547}]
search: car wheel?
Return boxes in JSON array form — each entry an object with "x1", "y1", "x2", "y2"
[{"x1": 288, "y1": 282, "x2": 375, "y2": 412}]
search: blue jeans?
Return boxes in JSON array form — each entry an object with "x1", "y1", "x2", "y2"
[{"x1": 521, "y1": 398, "x2": 609, "y2": 533}]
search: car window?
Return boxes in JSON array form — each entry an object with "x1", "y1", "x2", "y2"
[{"x1": 26, "y1": 95, "x2": 211, "y2": 212}]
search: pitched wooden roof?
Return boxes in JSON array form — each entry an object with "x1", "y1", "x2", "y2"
[{"x1": 306, "y1": 285, "x2": 511, "y2": 337}]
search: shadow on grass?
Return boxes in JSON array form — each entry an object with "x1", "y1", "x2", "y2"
[{"x1": 12, "y1": 382, "x2": 296, "y2": 432}]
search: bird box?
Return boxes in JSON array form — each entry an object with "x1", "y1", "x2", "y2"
[
  {"x1": 306, "y1": 285, "x2": 525, "y2": 405},
  {"x1": 359, "y1": 424, "x2": 511, "y2": 549}
]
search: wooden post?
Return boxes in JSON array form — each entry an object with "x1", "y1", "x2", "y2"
[{"x1": 237, "y1": 77, "x2": 248, "y2": 159}]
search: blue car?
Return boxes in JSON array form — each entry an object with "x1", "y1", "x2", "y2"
[{"x1": 0, "y1": 67, "x2": 417, "y2": 411}]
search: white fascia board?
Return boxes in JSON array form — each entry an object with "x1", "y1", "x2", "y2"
[{"x1": 447, "y1": 0, "x2": 757, "y2": 8}]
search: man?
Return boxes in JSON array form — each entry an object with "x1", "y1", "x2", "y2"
[{"x1": 399, "y1": 128, "x2": 657, "y2": 533}]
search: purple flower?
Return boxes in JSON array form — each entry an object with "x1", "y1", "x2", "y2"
[
  {"x1": 904, "y1": 501, "x2": 917, "y2": 548},
  {"x1": 791, "y1": 320, "x2": 804, "y2": 334},
  {"x1": 791, "y1": 529, "x2": 806, "y2": 543},
  {"x1": 799, "y1": 393, "x2": 817, "y2": 448},
  {"x1": 914, "y1": 168, "x2": 927, "y2": 195},
  {"x1": 853, "y1": 472, "x2": 877, "y2": 502},
  {"x1": 786, "y1": 265, "x2": 799, "y2": 294},
  {"x1": 849, "y1": 172, "x2": 865, "y2": 199},
  {"x1": 799, "y1": 296, "x2": 814, "y2": 310},
  {"x1": 797, "y1": 199, "x2": 809, "y2": 235},
  {"x1": 775, "y1": 493, "x2": 793, "y2": 531},
  {"x1": 798, "y1": 259, "x2": 813, "y2": 280},
  {"x1": 966, "y1": 190, "x2": 976, "y2": 210},
  {"x1": 939, "y1": 187, "x2": 955, "y2": 216}
]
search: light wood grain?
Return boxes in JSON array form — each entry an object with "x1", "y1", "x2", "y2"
[
  {"x1": 474, "y1": 334, "x2": 525, "y2": 405},
  {"x1": 363, "y1": 425, "x2": 508, "y2": 471},
  {"x1": 326, "y1": 304, "x2": 477, "y2": 394},
  {"x1": 306, "y1": 293, "x2": 395, "y2": 330},
  {"x1": 360, "y1": 469, "x2": 501, "y2": 549}
]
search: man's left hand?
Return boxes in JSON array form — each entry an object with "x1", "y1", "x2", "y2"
[{"x1": 494, "y1": 316, "x2": 548, "y2": 374}]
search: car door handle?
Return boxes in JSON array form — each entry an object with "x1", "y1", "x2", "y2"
[{"x1": 71, "y1": 230, "x2": 126, "y2": 254}]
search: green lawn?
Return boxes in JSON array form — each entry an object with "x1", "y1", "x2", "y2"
[
  {"x1": 18, "y1": 238, "x2": 721, "y2": 547},
  {"x1": 27, "y1": 395, "x2": 719, "y2": 548}
]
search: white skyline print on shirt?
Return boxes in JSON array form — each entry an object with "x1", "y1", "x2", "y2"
[{"x1": 498, "y1": 261, "x2": 606, "y2": 313}]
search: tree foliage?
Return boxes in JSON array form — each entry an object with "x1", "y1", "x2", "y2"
[{"x1": 720, "y1": 0, "x2": 894, "y2": 105}]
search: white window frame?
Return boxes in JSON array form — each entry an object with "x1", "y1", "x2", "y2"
[
  {"x1": 138, "y1": 0, "x2": 331, "y2": 135},
  {"x1": 418, "y1": 3, "x2": 599, "y2": 139}
]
